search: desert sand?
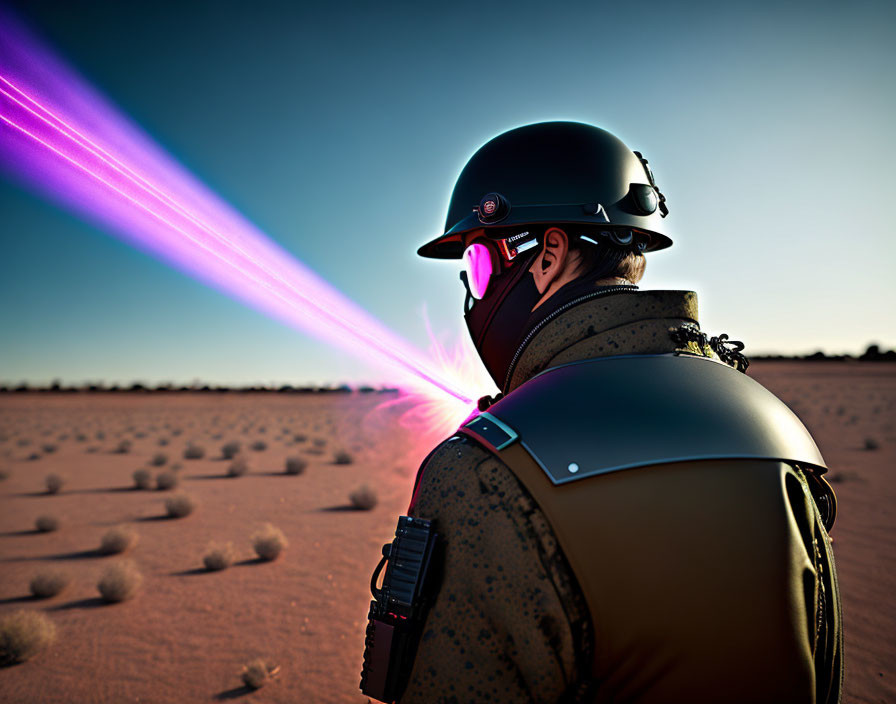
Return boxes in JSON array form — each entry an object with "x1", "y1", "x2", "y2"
[{"x1": 0, "y1": 362, "x2": 893, "y2": 703}]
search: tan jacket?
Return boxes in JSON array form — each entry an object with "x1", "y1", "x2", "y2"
[{"x1": 400, "y1": 290, "x2": 841, "y2": 704}]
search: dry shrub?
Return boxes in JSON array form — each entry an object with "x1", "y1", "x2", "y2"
[
  {"x1": 29, "y1": 570, "x2": 70, "y2": 598},
  {"x1": 35, "y1": 515, "x2": 59, "y2": 532},
  {"x1": 165, "y1": 493, "x2": 196, "y2": 518},
  {"x1": 864, "y1": 437, "x2": 880, "y2": 451},
  {"x1": 183, "y1": 443, "x2": 205, "y2": 460},
  {"x1": 150, "y1": 452, "x2": 168, "y2": 467},
  {"x1": 115, "y1": 439, "x2": 132, "y2": 454},
  {"x1": 251, "y1": 523, "x2": 288, "y2": 561},
  {"x1": 99, "y1": 525, "x2": 138, "y2": 555},
  {"x1": 133, "y1": 468, "x2": 153, "y2": 490},
  {"x1": 44, "y1": 473, "x2": 65, "y2": 494},
  {"x1": 157, "y1": 437, "x2": 169, "y2": 447},
  {"x1": 312, "y1": 437, "x2": 326, "y2": 448},
  {"x1": 293, "y1": 433, "x2": 307, "y2": 443},
  {"x1": 221, "y1": 441, "x2": 241, "y2": 459},
  {"x1": 27, "y1": 452, "x2": 42, "y2": 461},
  {"x1": 155, "y1": 471, "x2": 179, "y2": 491},
  {"x1": 333, "y1": 450, "x2": 354, "y2": 465},
  {"x1": 41, "y1": 443, "x2": 57, "y2": 454},
  {"x1": 228, "y1": 456, "x2": 250, "y2": 477},
  {"x1": 349, "y1": 484, "x2": 378, "y2": 511},
  {"x1": 0, "y1": 467, "x2": 10, "y2": 481},
  {"x1": 203, "y1": 542, "x2": 236, "y2": 571},
  {"x1": 250, "y1": 440, "x2": 267, "y2": 452},
  {"x1": 97, "y1": 561, "x2": 142, "y2": 602},
  {"x1": 241, "y1": 658, "x2": 279, "y2": 689},
  {"x1": 0, "y1": 610, "x2": 57, "y2": 664},
  {"x1": 284, "y1": 456, "x2": 307, "y2": 475}
]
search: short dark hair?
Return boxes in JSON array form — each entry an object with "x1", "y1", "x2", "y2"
[{"x1": 569, "y1": 236, "x2": 646, "y2": 284}]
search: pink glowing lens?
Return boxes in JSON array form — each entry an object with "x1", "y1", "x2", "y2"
[{"x1": 462, "y1": 242, "x2": 495, "y2": 299}]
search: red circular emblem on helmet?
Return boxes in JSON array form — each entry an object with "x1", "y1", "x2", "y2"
[{"x1": 482, "y1": 200, "x2": 497, "y2": 215}]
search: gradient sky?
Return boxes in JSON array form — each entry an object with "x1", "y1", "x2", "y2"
[{"x1": 1, "y1": 0, "x2": 894, "y2": 387}]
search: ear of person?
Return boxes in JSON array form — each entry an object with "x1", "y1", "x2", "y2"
[{"x1": 530, "y1": 227, "x2": 571, "y2": 298}]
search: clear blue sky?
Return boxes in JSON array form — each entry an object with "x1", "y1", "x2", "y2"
[{"x1": 1, "y1": 0, "x2": 894, "y2": 386}]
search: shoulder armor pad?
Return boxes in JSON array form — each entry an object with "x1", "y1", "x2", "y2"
[{"x1": 460, "y1": 354, "x2": 826, "y2": 484}]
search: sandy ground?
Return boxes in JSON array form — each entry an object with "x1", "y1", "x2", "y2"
[{"x1": 0, "y1": 362, "x2": 893, "y2": 703}]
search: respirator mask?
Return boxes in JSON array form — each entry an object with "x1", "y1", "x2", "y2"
[{"x1": 460, "y1": 231, "x2": 542, "y2": 390}]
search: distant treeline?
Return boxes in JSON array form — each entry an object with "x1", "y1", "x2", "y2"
[
  {"x1": 750, "y1": 344, "x2": 896, "y2": 362},
  {"x1": 3, "y1": 345, "x2": 893, "y2": 393},
  {"x1": 0, "y1": 382, "x2": 401, "y2": 394}
]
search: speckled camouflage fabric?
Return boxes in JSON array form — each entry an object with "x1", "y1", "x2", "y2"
[
  {"x1": 401, "y1": 435, "x2": 593, "y2": 703},
  {"x1": 507, "y1": 289, "x2": 715, "y2": 392},
  {"x1": 398, "y1": 290, "x2": 712, "y2": 703}
]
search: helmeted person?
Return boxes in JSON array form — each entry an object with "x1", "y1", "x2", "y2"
[{"x1": 363, "y1": 122, "x2": 843, "y2": 704}]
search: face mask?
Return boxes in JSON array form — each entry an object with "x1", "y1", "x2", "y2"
[{"x1": 462, "y1": 249, "x2": 541, "y2": 390}]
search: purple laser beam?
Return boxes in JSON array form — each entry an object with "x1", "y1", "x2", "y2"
[{"x1": 0, "y1": 11, "x2": 476, "y2": 406}]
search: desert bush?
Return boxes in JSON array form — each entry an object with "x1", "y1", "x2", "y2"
[
  {"x1": 221, "y1": 441, "x2": 241, "y2": 459},
  {"x1": 155, "y1": 471, "x2": 179, "y2": 491},
  {"x1": 29, "y1": 570, "x2": 70, "y2": 598},
  {"x1": 157, "y1": 437, "x2": 169, "y2": 447},
  {"x1": 333, "y1": 450, "x2": 354, "y2": 465},
  {"x1": 0, "y1": 467, "x2": 10, "y2": 481},
  {"x1": 28, "y1": 452, "x2": 42, "y2": 461},
  {"x1": 115, "y1": 439, "x2": 132, "y2": 454},
  {"x1": 75, "y1": 433, "x2": 87, "y2": 442},
  {"x1": 349, "y1": 484, "x2": 378, "y2": 511},
  {"x1": 97, "y1": 561, "x2": 142, "y2": 603},
  {"x1": 35, "y1": 515, "x2": 59, "y2": 532},
  {"x1": 0, "y1": 610, "x2": 57, "y2": 664},
  {"x1": 228, "y1": 456, "x2": 250, "y2": 477},
  {"x1": 292, "y1": 433, "x2": 307, "y2": 443},
  {"x1": 133, "y1": 468, "x2": 153, "y2": 490},
  {"x1": 41, "y1": 443, "x2": 58, "y2": 454},
  {"x1": 99, "y1": 525, "x2": 138, "y2": 555},
  {"x1": 250, "y1": 440, "x2": 267, "y2": 452},
  {"x1": 251, "y1": 523, "x2": 288, "y2": 561},
  {"x1": 183, "y1": 443, "x2": 205, "y2": 460},
  {"x1": 44, "y1": 473, "x2": 65, "y2": 494},
  {"x1": 241, "y1": 658, "x2": 279, "y2": 690},
  {"x1": 150, "y1": 452, "x2": 168, "y2": 467},
  {"x1": 165, "y1": 493, "x2": 196, "y2": 518},
  {"x1": 284, "y1": 456, "x2": 307, "y2": 475},
  {"x1": 171, "y1": 428, "x2": 183, "y2": 437},
  {"x1": 170, "y1": 462, "x2": 182, "y2": 472},
  {"x1": 203, "y1": 542, "x2": 237, "y2": 571},
  {"x1": 864, "y1": 437, "x2": 880, "y2": 451},
  {"x1": 312, "y1": 437, "x2": 326, "y2": 448}
]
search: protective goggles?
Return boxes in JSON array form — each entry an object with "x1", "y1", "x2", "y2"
[{"x1": 461, "y1": 231, "x2": 540, "y2": 300}]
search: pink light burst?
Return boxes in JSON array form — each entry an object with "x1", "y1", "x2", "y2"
[{"x1": 0, "y1": 10, "x2": 483, "y2": 416}]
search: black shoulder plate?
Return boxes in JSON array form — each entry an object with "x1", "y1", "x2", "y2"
[{"x1": 460, "y1": 354, "x2": 826, "y2": 485}]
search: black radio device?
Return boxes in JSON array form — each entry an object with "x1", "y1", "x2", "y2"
[{"x1": 360, "y1": 515, "x2": 442, "y2": 703}]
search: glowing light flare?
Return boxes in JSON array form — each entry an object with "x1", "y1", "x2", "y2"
[{"x1": 0, "y1": 10, "x2": 480, "y2": 412}]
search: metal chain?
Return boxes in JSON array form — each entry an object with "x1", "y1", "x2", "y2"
[{"x1": 669, "y1": 322, "x2": 750, "y2": 373}]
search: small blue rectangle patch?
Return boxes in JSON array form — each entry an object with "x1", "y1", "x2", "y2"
[{"x1": 464, "y1": 412, "x2": 518, "y2": 451}]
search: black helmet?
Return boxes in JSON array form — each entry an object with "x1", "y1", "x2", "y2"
[{"x1": 417, "y1": 121, "x2": 672, "y2": 259}]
